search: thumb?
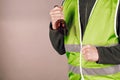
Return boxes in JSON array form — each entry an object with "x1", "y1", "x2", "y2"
[
  {"x1": 60, "y1": 6, "x2": 63, "y2": 11},
  {"x1": 54, "y1": 5, "x2": 63, "y2": 11}
]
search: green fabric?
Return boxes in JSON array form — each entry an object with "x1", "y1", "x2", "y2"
[
  {"x1": 63, "y1": 0, "x2": 120, "y2": 79},
  {"x1": 68, "y1": 72, "x2": 81, "y2": 80},
  {"x1": 82, "y1": 0, "x2": 119, "y2": 68},
  {"x1": 66, "y1": 52, "x2": 80, "y2": 66},
  {"x1": 83, "y1": 0, "x2": 119, "y2": 46},
  {"x1": 63, "y1": 0, "x2": 80, "y2": 45}
]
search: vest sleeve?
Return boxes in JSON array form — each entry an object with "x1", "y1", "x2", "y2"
[
  {"x1": 96, "y1": 45, "x2": 120, "y2": 64},
  {"x1": 49, "y1": 22, "x2": 66, "y2": 55}
]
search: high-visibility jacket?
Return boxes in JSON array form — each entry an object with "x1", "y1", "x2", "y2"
[{"x1": 63, "y1": 0, "x2": 120, "y2": 80}]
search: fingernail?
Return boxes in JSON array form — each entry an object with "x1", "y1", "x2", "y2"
[{"x1": 54, "y1": 5, "x2": 59, "y2": 8}]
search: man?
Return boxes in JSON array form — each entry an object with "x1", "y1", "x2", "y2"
[{"x1": 49, "y1": 0, "x2": 120, "y2": 80}]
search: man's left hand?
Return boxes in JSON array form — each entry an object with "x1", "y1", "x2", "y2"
[{"x1": 82, "y1": 45, "x2": 99, "y2": 62}]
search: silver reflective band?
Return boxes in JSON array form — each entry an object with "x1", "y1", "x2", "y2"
[
  {"x1": 65, "y1": 44, "x2": 81, "y2": 52},
  {"x1": 69, "y1": 64, "x2": 120, "y2": 75},
  {"x1": 65, "y1": 44, "x2": 118, "y2": 52}
]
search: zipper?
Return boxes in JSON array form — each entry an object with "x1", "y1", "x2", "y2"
[
  {"x1": 77, "y1": 0, "x2": 84, "y2": 80},
  {"x1": 78, "y1": 0, "x2": 98, "y2": 80}
]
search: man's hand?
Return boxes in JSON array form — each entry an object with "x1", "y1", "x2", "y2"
[
  {"x1": 82, "y1": 45, "x2": 99, "y2": 62},
  {"x1": 49, "y1": 6, "x2": 64, "y2": 29}
]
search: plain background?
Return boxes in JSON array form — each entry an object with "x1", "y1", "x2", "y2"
[{"x1": 0, "y1": 0, "x2": 68, "y2": 80}]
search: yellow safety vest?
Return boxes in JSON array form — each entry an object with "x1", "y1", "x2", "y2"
[{"x1": 63, "y1": 0, "x2": 120, "y2": 80}]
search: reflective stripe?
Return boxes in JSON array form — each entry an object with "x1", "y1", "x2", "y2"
[
  {"x1": 69, "y1": 64, "x2": 120, "y2": 75},
  {"x1": 114, "y1": 0, "x2": 120, "y2": 37},
  {"x1": 65, "y1": 44, "x2": 118, "y2": 52},
  {"x1": 65, "y1": 44, "x2": 81, "y2": 52}
]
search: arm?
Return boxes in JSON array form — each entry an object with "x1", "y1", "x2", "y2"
[
  {"x1": 96, "y1": 4, "x2": 120, "y2": 64},
  {"x1": 97, "y1": 45, "x2": 120, "y2": 64},
  {"x1": 82, "y1": 38, "x2": 120, "y2": 64},
  {"x1": 49, "y1": 3, "x2": 66, "y2": 55},
  {"x1": 49, "y1": 23, "x2": 66, "y2": 55},
  {"x1": 82, "y1": 4, "x2": 120, "y2": 64}
]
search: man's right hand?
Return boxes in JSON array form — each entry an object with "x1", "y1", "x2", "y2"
[{"x1": 49, "y1": 6, "x2": 64, "y2": 29}]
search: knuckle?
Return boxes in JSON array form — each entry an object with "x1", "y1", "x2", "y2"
[
  {"x1": 54, "y1": 7, "x2": 61, "y2": 11},
  {"x1": 85, "y1": 49, "x2": 89, "y2": 52},
  {"x1": 87, "y1": 53, "x2": 90, "y2": 56},
  {"x1": 82, "y1": 50, "x2": 85, "y2": 54},
  {"x1": 57, "y1": 10, "x2": 61, "y2": 13},
  {"x1": 49, "y1": 11, "x2": 53, "y2": 15}
]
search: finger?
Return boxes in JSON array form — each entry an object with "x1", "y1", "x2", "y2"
[
  {"x1": 83, "y1": 52, "x2": 91, "y2": 61},
  {"x1": 51, "y1": 15, "x2": 64, "y2": 20},
  {"x1": 60, "y1": 15, "x2": 64, "y2": 19},
  {"x1": 51, "y1": 17, "x2": 60, "y2": 22},
  {"x1": 83, "y1": 53, "x2": 89, "y2": 60},
  {"x1": 60, "y1": 6, "x2": 63, "y2": 11},
  {"x1": 54, "y1": 5, "x2": 59, "y2": 8},
  {"x1": 50, "y1": 13, "x2": 64, "y2": 21},
  {"x1": 50, "y1": 10, "x2": 63, "y2": 16},
  {"x1": 82, "y1": 49, "x2": 86, "y2": 54},
  {"x1": 83, "y1": 45, "x2": 91, "y2": 49},
  {"x1": 54, "y1": 5, "x2": 63, "y2": 10},
  {"x1": 82, "y1": 45, "x2": 91, "y2": 51},
  {"x1": 49, "y1": 10, "x2": 61, "y2": 16},
  {"x1": 86, "y1": 52, "x2": 90, "y2": 56},
  {"x1": 83, "y1": 50, "x2": 91, "y2": 57},
  {"x1": 50, "y1": 12, "x2": 63, "y2": 16},
  {"x1": 51, "y1": 14, "x2": 63, "y2": 19},
  {"x1": 50, "y1": 10, "x2": 61, "y2": 14},
  {"x1": 82, "y1": 48, "x2": 90, "y2": 54},
  {"x1": 50, "y1": 13, "x2": 63, "y2": 17},
  {"x1": 52, "y1": 7, "x2": 63, "y2": 12}
]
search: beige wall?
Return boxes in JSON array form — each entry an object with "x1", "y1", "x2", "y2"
[{"x1": 0, "y1": 0, "x2": 68, "y2": 80}]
